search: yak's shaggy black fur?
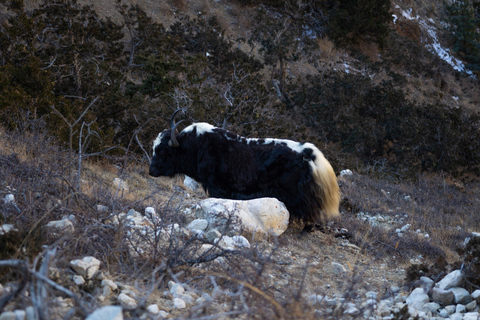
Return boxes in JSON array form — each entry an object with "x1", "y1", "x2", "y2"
[{"x1": 150, "y1": 121, "x2": 340, "y2": 224}]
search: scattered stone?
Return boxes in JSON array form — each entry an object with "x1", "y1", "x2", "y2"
[
  {"x1": 464, "y1": 312, "x2": 480, "y2": 320},
  {"x1": 70, "y1": 256, "x2": 101, "y2": 279},
  {"x1": 169, "y1": 282, "x2": 185, "y2": 295},
  {"x1": 466, "y1": 300, "x2": 477, "y2": 311},
  {"x1": 439, "y1": 309, "x2": 450, "y2": 318},
  {"x1": 445, "y1": 305, "x2": 456, "y2": 314},
  {"x1": 343, "y1": 303, "x2": 360, "y2": 316},
  {"x1": 184, "y1": 176, "x2": 200, "y2": 191},
  {"x1": 158, "y1": 310, "x2": 169, "y2": 318},
  {"x1": 0, "y1": 224, "x2": 18, "y2": 235},
  {"x1": 186, "y1": 219, "x2": 209, "y2": 232},
  {"x1": 450, "y1": 313, "x2": 464, "y2": 320},
  {"x1": 73, "y1": 275, "x2": 85, "y2": 285},
  {"x1": 4, "y1": 194, "x2": 15, "y2": 204},
  {"x1": 173, "y1": 297, "x2": 187, "y2": 309},
  {"x1": 146, "y1": 304, "x2": 160, "y2": 314},
  {"x1": 204, "y1": 229, "x2": 222, "y2": 242},
  {"x1": 419, "y1": 276, "x2": 434, "y2": 292},
  {"x1": 13, "y1": 310, "x2": 25, "y2": 320},
  {"x1": 406, "y1": 288, "x2": 430, "y2": 310},
  {"x1": 422, "y1": 302, "x2": 440, "y2": 314},
  {"x1": 451, "y1": 287, "x2": 472, "y2": 304},
  {"x1": 145, "y1": 207, "x2": 156, "y2": 219},
  {"x1": 45, "y1": 219, "x2": 74, "y2": 233},
  {"x1": 331, "y1": 262, "x2": 347, "y2": 274},
  {"x1": 456, "y1": 303, "x2": 467, "y2": 313},
  {"x1": 377, "y1": 300, "x2": 392, "y2": 316},
  {"x1": 101, "y1": 279, "x2": 118, "y2": 291},
  {"x1": 96, "y1": 205, "x2": 109, "y2": 213},
  {"x1": 340, "y1": 169, "x2": 353, "y2": 176},
  {"x1": 117, "y1": 293, "x2": 136, "y2": 307},
  {"x1": 102, "y1": 286, "x2": 112, "y2": 298},
  {"x1": 25, "y1": 307, "x2": 37, "y2": 320},
  {"x1": 86, "y1": 306, "x2": 123, "y2": 320},
  {"x1": 431, "y1": 287, "x2": 455, "y2": 305},
  {"x1": 0, "y1": 311, "x2": 16, "y2": 320},
  {"x1": 472, "y1": 290, "x2": 480, "y2": 303},
  {"x1": 437, "y1": 270, "x2": 465, "y2": 290},
  {"x1": 217, "y1": 235, "x2": 250, "y2": 249}
]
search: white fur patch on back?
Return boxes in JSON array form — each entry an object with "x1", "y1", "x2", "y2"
[{"x1": 182, "y1": 123, "x2": 215, "y2": 136}]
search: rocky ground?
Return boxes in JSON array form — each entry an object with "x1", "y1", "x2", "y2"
[{"x1": 1, "y1": 171, "x2": 480, "y2": 320}]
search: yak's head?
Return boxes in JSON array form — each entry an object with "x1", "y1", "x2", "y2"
[{"x1": 149, "y1": 110, "x2": 184, "y2": 177}]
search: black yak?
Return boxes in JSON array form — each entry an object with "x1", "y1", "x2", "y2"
[{"x1": 149, "y1": 110, "x2": 340, "y2": 226}]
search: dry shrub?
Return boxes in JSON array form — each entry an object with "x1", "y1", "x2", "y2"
[{"x1": 339, "y1": 172, "x2": 478, "y2": 266}]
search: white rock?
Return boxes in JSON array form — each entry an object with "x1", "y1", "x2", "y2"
[
  {"x1": 400, "y1": 224, "x2": 411, "y2": 232},
  {"x1": 419, "y1": 276, "x2": 434, "y2": 292},
  {"x1": 377, "y1": 300, "x2": 392, "y2": 316},
  {"x1": 340, "y1": 169, "x2": 353, "y2": 176},
  {"x1": 464, "y1": 312, "x2": 480, "y2": 320},
  {"x1": 422, "y1": 302, "x2": 440, "y2": 313},
  {"x1": 344, "y1": 303, "x2": 360, "y2": 315},
  {"x1": 445, "y1": 305, "x2": 456, "y2": 314},
  {"x1": 169, "y1": 283, "x2": 185, "y2": 295},
  {"x1": 217, "y1": 235, "x2": 250, "y2": 249},
  {"x1": 307, "y1": 294, "x2": 324, "y2": 305},
  {"x1": 0, "y1": 224, "x2": 18, "y2": 235},
  {"x1": 466, "y1": 300, "x2": 477, "y2": 311},
  {"x1": 0, "y1": 311, "x2": 16, "y2": 320},
  {"x1": 437, "y1": 270, "x2": 465, "y2": 290},
  {"x1": 184, "y1": 176, "x2": 200, "y2": 190},
  {"x1": 450, "y1": 312, "x2": 464, "y2": 320},
  {"x1": 406, "y1": 288, "x2": 430, "y2": 310},
  {"x1": 73, "y1": 275, "x2": 85, "y2": 285},
  {"x1": 101, "y1": 279, "x2": 118, "y2": 291},
  {"x1": 4, "y1": 194, "x2": 15, "y2": 204},
  {"x1": 46, "y1": 219, "x2": 74, "y2": 233},
  {"x1": 102, "y1": 286, "x2": 112, "y2": 297},
  {"x1": 451, "y1": 287, "x2": 472, "y2": 304},
  {"x1": 472, "y1": 289, "x2": 480, "y2": 303},
  {"x1": 13, "y1": 310, "x2": 25, "y2": 320},
  {"x1": 158, "y1": 310, "x2": 169, "y2": 318},
  {"x1": 456, "y1": 303, "x2": 467, "y2": 313},
  {"x1": 70, "y1": 256, "x2": 101, "y2": 279},
  {"x1": 117, "y1": 293, "x2": 136, "y2": 307},
  {"x1": 331, "y1": 262, "x2": 347, "y2": 274},
  {"x1": 25, "y1": 306, "x2": 37, "y2": 320},
  {"x1": 173, "y1": 297, "x2": 187, "y2": 309},
  {"x1": 86, "y1": 306, "x2": 123, "y2": 320},
  {"x1": 186, "y1": 219, "x2": 209, "y2": 232},
  {"x1": 145, "y1": 207, "x2": 156, "y2": 219},
  {"x1": 96, "y1": 205, "x2": 109, "y2": 212},
  {"x1": 146, "y1": 304, "x2": 160, "y2": 314},
  {"x1": 204, "y1": 229, "x2": 222, "y2": 242},
  {"x1": 439, "y1": 309, "x2": 450, "y2": 318},
  {"x1": 194, "y1": 198, "x2": 289, "y2": 238}
]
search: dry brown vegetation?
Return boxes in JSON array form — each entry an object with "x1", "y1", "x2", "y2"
[{"x1": 1, "y1": 116, "x2": 479, "y2": 318}]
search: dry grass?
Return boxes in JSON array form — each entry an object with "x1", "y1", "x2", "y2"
[{"x1": 1, "y1": 121, "x2": 479, "y2": 318}]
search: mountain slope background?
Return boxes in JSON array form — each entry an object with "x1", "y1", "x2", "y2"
[{"x1": 1, "y1": 0, "x2": 479, "y2": 176}]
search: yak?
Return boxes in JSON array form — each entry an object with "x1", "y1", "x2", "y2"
[{"x1": 149, "y1": 110, "x2": 340, "y2": 227}]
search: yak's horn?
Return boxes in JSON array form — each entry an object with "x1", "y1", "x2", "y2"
[{"x1": 169, "y1": 109, "x2": 184, "y2": 148}]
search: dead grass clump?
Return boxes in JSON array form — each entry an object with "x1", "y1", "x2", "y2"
[{"x1": 339, "y1": 172, "x2": 478, "y2": 267}]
